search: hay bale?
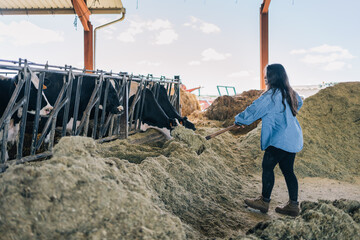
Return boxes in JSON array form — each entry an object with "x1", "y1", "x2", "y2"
[
  {"x1": 180, "y1": 88, "x2": 201, "y2": 117},
  {"x1": 205, "y1": 90, "x2": 263, "y2": 134}
]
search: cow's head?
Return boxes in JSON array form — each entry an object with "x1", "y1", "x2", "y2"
[
  {"x1": 180, "y1": 117, "x2": 196, "y2": 131},
  {"x1": 101, "y1": 79, "x2": 123, "y2": 114},
  {"x1": 169, "y1": 118, "x2": 179, "y2": 130},
  {"x1": 14, "y1": 73, "x2": 53, "y2": 117}
]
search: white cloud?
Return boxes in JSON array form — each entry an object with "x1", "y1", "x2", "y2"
[
  {"x1": 228, "y1": 71, "x2": 251, "y2": 78},
  {"x1": 201, "y1": 48, "x2": 231, "y2": 61},
  {"x1": 117, "y1": 18, "x2": 178, "y2": 45},
  {"x1": 188, "y1": 60, "x2": 201, "y2": 66},
  {"x1": 184, "y1": 16, "x2": 220, "y2": 34},
  {"x1": 138, "y1": 60, "x2": 161, "y2": 67},
  {"x1": 0, "y1": 21, "x2": 64, "y2": 46},
  {"x1": 310, "y1": 44, "x2": 345, "y2": 53},
  {"x1": 117, "y1": 31, "x2": 136, "y2": 42},
  {"x1": 154, "y1": 29, "x2": 178, "y2": 45},
  {"x1": 147, "y1": 19, "x2": 172, "y2": 31},
  {"x1": 322, "y1": 61, "x2": 346, "y2": 71},
  {"x1": 290, "y1": 44, "x2": 356, "y2": 71}
]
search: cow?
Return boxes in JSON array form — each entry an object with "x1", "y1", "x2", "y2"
[
  {"x1": 0, "y1": 73, "x2": 53, "y2": 160},
  {"x1": 155, "y1": 85, "x2": 196, "y2": 131},
  {"x1": 128, "y1": 88, "x2": 177, "y2": 139},
  {"x1": 40, "y1": 72, "x2": 123, "y2": 134}
]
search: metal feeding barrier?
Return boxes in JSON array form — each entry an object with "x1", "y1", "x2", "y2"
[{"x1": 0, "y1": 59, "x2": 181, "y2": 172}]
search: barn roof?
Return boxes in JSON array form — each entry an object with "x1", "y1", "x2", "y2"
[{"x1": 0, "y1": 0, "x2": 124, "y2": 15}]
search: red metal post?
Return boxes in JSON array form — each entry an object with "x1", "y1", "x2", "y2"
[
  {"x1": 260, "y1": 8, "x2": 268, "y2": 90},
  {"x1": 84, "y1": 21, "x2": 93, "y2": 71}
]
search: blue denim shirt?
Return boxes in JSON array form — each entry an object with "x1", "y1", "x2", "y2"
[{"x1": 235, "y1": 89, "x2": 303, "y2": 153}]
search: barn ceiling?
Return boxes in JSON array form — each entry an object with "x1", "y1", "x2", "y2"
[{"x1": 0, "y1": 0, "x2": 124, "y2": 15}]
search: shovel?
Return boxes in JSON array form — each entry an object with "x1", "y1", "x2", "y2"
[{"x1": 205, "y1": 124, "x2": 242, "y2": 140}]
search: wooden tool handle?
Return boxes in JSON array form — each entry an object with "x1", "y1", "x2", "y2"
[{"x1": 205, "y1": 124, "x2": 240, "y2": 140}]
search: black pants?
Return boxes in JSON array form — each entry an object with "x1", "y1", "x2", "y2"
[{"x1": 262, "y1": 146, "x2": 298, "y2": 202}]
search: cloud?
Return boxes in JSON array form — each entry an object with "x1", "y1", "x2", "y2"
[
  {"x1": 0, "y1": 20, "x2": 64, "y2": 46},
  {"x1": 290, "y1": 44, "x2": 355, "y2": 71},
  {"x1": 201, "y1": 48, "x2": 231, "y2": 61},
  {"x1": 137, "y1": 60, "x2": 161, "y2": 67},
  {"x1": 322, "y1": 61, "x2": 347, "y2": 71},
  {"x1": 154, "y1": 29, "x2": 178, "y2": 45},
  {"x1": 117, "y1": 18, "x2": 177, "y2": 45},
  {"x1": 184, "y1": 16, "x2": 220, "y2": 34},
  {"x1": 227, "y1": 71, "x2": 251, "y2": 78},
  {"x1": 147, "y1": 19, "x2": 172, "y2": 31}
]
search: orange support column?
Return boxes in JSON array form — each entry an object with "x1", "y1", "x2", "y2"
[
  {"x1": 260, "y1": 0, "x2": 271, "y2": 90},
  {"x1": 84, "y1": 21, "x2": 93, "y2": 71}
]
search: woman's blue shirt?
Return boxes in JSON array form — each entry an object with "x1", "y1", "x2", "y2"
[{"x1": 234, "y1": 89, "x2": 303, "y2": 153}]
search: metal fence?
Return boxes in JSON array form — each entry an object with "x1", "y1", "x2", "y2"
[{"x1": 0, "y1": 59, "x2": 181, "y2": 171}]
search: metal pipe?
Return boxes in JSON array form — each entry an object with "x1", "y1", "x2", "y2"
[{"x1": 94, "y1": 8, "x2": 126, "y2": 70}]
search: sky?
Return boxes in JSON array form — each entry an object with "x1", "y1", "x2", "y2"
[{"x1": 0, "y1": 0, "x2": 359, "y2": 96}]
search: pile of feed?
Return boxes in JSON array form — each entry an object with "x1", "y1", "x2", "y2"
[
  {"x1": 247, "y1": 199, "x2": 360, "y2": 239},
  {"x1": 180, "y1": 88, "x2": 201, "y2": 116},
  {"x1": 295, "y1": 82, "x2": 360, "y2": 180},
  {"x1": 0, "y1": 82, "x2": 359, "y2": 239},
  {"x1": 205, "y1": 90, "x2": 263, "y2": 134}
]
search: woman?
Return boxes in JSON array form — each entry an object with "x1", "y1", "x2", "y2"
[{"x1": 234, "y1": 63, "x2": 303, "y2": 217}]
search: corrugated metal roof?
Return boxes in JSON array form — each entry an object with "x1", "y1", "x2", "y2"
[{"x1": 0, "y1": 0, "x2": 124, "y2": 15}]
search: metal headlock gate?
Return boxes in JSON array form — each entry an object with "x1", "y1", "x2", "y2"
[{"x1": 0, "y1": 59, "x2": 181, "y2": 172}]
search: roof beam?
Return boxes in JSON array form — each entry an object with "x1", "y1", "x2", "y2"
[{"x1": 0, "y1": 8, "x2": 125, "y2": 15}]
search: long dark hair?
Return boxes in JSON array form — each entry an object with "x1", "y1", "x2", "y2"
[{"x1": 265, "y1": 63, "x2": 298, "y2": 116}]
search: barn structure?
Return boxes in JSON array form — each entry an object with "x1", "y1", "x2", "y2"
[{"x1": 0, "y1": 0, "x2": 272, "y2": 89}]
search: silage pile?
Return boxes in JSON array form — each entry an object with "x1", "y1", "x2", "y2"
[
  {"x1": 0, "y1": 126, "x2": 262, "y2": 239},
  {"x1": 227, "y1": 82, "x2": 360, "y2": 180},
  {"x1": 247, "y1": 199, "x2": 360, "y2": 240},
  {"x1": 180, "y1": 88, "x2": 201, "y2": 116},
  {"x1": 205, "y1": 90, "x2": 263, "y2": 134},
  {"x1": 295, "y1": 82, "x2": 360, "y2": 180},
  {"x1": 0, "y1": 82, "x2": 359, "y2": 239}
]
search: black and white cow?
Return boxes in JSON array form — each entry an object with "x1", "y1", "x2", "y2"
[
  {"x1": 155, "y1": 85, "x2": 196, "y2": 131},
  {"x1": 129, "y1": 88, "x2": 177, "y2": 139},
  {"x1": 41, "y1": 72, "x2": 123, "y2": 131},
  {"x1": 0, "y1": 73, "x2": 53, "y2": 160}
]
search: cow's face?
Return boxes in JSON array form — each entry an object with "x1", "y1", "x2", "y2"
[
  {"x1": 42, "y1": 72, "x2": 65, "y2": 106},
  {"x1": 182, "y1": 117, "x2": 196, "y2": 131},
  {"x1": 15, "y1": 73, "x2": 53, "y2": 116},
  {"x1": 102, "y1": 79, "x2": 123, "y2": 114}
]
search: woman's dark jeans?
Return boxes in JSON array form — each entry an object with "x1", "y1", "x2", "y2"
[{"x1": 262, "y1": 146, "x2": 298, "y2": 202}]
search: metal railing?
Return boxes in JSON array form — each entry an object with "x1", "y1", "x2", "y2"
[{"x1": 0, "y1": 59, "x2": 181, "y2": 171}]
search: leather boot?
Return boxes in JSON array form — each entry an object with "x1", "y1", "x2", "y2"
[
  {"x1": 244, "y1": 196, "x2": 269, "y2": 213},
  {"x1": 275, "y1": 201, "x2": 300, "y2": 217}
]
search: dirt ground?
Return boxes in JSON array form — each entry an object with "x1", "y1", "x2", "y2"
[{"x1": 242, "y1": 174, "x2": 360, "y2": 221}]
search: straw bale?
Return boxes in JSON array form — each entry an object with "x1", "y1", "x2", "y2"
[
  {"x1": 205, "y1": 90, "x2": 263, "y2": 134},
  {"x1": 180, "y1": 88, "x2": 201, "y2": 117}
]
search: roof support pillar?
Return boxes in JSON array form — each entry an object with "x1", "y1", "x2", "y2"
[
  {"x1": 84, "y1": 21, "x2": 93, "y2": 71},
  {"x1": 260, "y1": 0, "x2": 271, "y2": 90}
]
